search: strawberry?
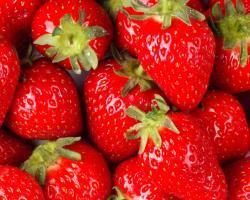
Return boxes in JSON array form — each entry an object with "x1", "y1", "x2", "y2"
[
  {"x1": 123, "y1": 0, "x2": 215, "y2": 110},
  {"x1": 0, "y1": 0, "x2": 41, "y2": 52},
  {"x1": 119, "y1": 95, "x2": 227, "y2": 199},
  {"x1": 5, "y1": 58, "x2": 83, "y2": 140},
  {"x1": 192, "y1": 90, "x2": 250, "y2": 162},
  {"x1": 0, "y1": 37, "x2": 20, "y2": 127},
  {"x1": 0, "y1": 129, "x2": 33, "y2": 166},
  {"x1": 32, "y1": 0, "x2": 113, "y2": 74},
  {"x1": 209, "y1": 0, "x2": 250, "y2": 93},
  {"x1": 83, "y1": 52, "x2": 163, "y2": 163},
  {"x1": 22, "y1": 137, "x2": 112, "y2": 200},
  {"x1": 224, "y1": 158, "x2": 250, "y2": 199},
  {"x1": 105, "y1": 0, "x2": 205, "y2": 57},
  {"x1": 0, "y1": 166, "x2": 44, "y2": 199}
]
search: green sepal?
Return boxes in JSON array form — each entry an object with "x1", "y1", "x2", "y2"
[
  {"x1": 33, "y1": 9, "x2": 107, "y2": 73},
  {"x1": 125, "y1": 94, "x2": 179, "y2": 154},
  {"x1": 21, "y1": 137, "x2": 81, "y2": 186},
  {"x1": 240, "y1": 40, "x2": 248, "y2": 66},
  {"x1": 108, "y1": 187, "x2": 127, "y2": 200}
]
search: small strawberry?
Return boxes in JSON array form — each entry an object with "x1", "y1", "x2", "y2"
[
  {"x1": 123, "y1": 95, "x2": 227, "y2": 199},
  {"x1": 0, "y1": 129, "x2": 33, "y2": 166},
  {"x1": 0, "y1": 37, "x2": 20, "y2": 127},
  {"x1": 0, "y1": 166, "x2": 44, "y2": 200},
  {"x1": 192, "y1": 90, "x2": 250, "y2": 162},
  {"x1": 5, "y1": 58, "x2": 83, "y2": 140},
  {"x1": 22, "y1": 137, "x2": 112, "y2": 200},
  {"x1": 209, "y1": 0, "x2": 250, "y2": 93},
  {"x1": 83, "y1": 52, "x2": 163, "y2": 163},
  {"x1": 125, "y1": 0, "x2": 215, "y2": 110},
  {"x1": 224, "y1": 158, "x2": 250, "y2": 199},
  {"x1": 32, "y1": 0, "x2": 113, "y2": 73}
]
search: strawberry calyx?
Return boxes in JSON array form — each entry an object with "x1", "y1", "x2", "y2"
[
  {"x1": 108, "y1": 187, "x2": 127, "y2": 200},
  {"x1": 121, "y1": 0, "x2": 205, "y2": 28},
  {"x1": 34, "y1": 10, "x2": 107, "y2": 74},
  {"x1": 105, "y1": 0, "x2": 131, "y2": 18},
  {"x1": 210, "y1": 0, "x2": 250, "y2": 66},
  {"x1": 21, "y1": 137, "x2": 81, "y2": 185},
  {"x1": 126, "y1": 94, "x2": 179, "y2": 154},
  {"x1": 112, "y1": 47, "x2": 153, "y2": 96}
]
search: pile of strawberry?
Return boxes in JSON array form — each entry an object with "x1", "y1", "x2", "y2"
[{"x1": 0, "y1": 0, "x2": 250, "y2": 199}]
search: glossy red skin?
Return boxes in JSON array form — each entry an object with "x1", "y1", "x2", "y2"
[
  {"x1": 0, "y1": 166, "x2": 44, "y2": 200},
  {"x1": 83, "y1": 59, "x2": 163, "y2": 163},
  {"x1": 44, "y1": 141, "x2": 112, "y2": 200},
  {"x1": 32, "y1": 0, "x2": 113, "y2": 70},
  {"x1": 193, "y1": 91, "x2": 250, "y2": 162},
  {"x1": 137, "y1": 113, "x2": 227, "y2": 199},
  {"x1": 5, "y1": 59, "x2": 83, "y2": 140},
  {"x1": 0, "y1": 0, "x2": 41, "y2": 50},
  {"x1": 137, "y1": 18, "x2": 215, "y2": 111},
  {"x1": 0, "y1": 129, "x2": 33, "y2": 166},
  {"x1": 113, "y1": 158, "x2": 169, "y2": 199},
  {"x1": 115, "y1": 0, "x2": 205, "y2": 57},
  {"x1": 0, "y1": 38, "x2": 20, "y2": 127},
  {"x1": 224, "y1": 158, "x2": 250, "y2": 200}
]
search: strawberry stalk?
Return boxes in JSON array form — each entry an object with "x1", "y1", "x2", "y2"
[
  {"x1": 210, "y1": 0, "x2": 250, "y2": 66},
  {"x1": 21, "y1": 137, "x2": 81, "y2": 185},
  {"x1": 34, "y1": 10, "x2": 107, "y2": 74},
  {"x1": 108, "y1": 187, "x2": 127, "y2": 200},
  {"x1": 126, "y1": 94, "x2": 179, "y2": 154}
]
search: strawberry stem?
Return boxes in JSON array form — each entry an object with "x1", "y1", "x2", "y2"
[
  {"x1": 108, "y1": 187, "x2": 127, "y2": 200},
  {"x1": 34, "y1": 9, "x2": 107, "y2": 73},
  {"x1": 21, "y1": 137, "x2": 81, "y2": 185},
  {"x1": 126, "y1": 94, "x2": 179, "y2": 154}
]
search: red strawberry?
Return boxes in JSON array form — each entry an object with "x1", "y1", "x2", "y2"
[
  {"x1": 192, "y1": 90, "x2": 250, "y2": 162},
  {"x1": 209, "y1": 0, "x2": 250, "y2": 93},
  {"x1": 224, "y1": 158, "x2": 250, "y2": 199},
  {"x1": 32, "y1": 0, "x2": 113, "y2": 73},
  {"x1": 5, "y1": 59, "x2": 83, "y2": 140},
  {"x1": 0, "y1": 129, "x2": 33, "y2": 166},
  {"x1": 0, "y1": 37, "x2": 20, "y2": 127},
  {"x1": 83, "y1": 53, "x2": 163, "y2": 163},
  {"x1": 121, "y1": 95, "x2": 227, "y2": 199},
  {"x1": 0, "y1": 0, "x2": 41, "y2": 51},
  {"x1": 22, "y1": 137, "x2": 112, "y2": 200},
  {"x1": 0, "y1": 166, "x2": 44, "y2": 199},
  {"x1": 106, "y1": 0, "x2": 205, "y2": 57},
  {"x1": 125, "y1": 1, "x2": 215, "y2": 110}
]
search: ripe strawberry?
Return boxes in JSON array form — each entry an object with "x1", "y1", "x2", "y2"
[
  {"x1": 0, "y1": 37, "x2": 20, "y2": 127},
  {"x1": 224, "y1": 158, "x2": 250, "y2": 199},
  {"x1": 22, "y1": 137, "x2": 112, "y2": 200},
  {"x1": 192, "y1": 90, "x2": 250, "y2": 162},
  {"x1": 124, "y1": 0, "x2": 215, "y2": 110},
  {"x1": 0, "y1": 0, "x2": 41, "y2": 51},
  {"x1": 83, "y1": 53, "x2": 163, "y2": 163},
  {"x1": 32, "y1": 0, "x2": 113, "y2": 73},
  {"x1": 5, "y1": 58, "x2": 83, "y2": 140},
  {"x1": 0, "y1": 129, "x2": 33, "y2": 166},
  {"x1": 122, "y1": 95, "x2": 227, "y2": 199},
  {"x1": 0, "y1": 166, "x2": 44, "y2": 199},
  {"x1": 209, "y1": 0, "x2": 250, "y2": 93},
  {"x1": 105, "y1": 0, "x2": 205, "y2": 57}
]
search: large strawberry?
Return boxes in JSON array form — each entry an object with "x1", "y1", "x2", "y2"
[
  {"x1": 209, "y1": 0, "x2": 250, "y2": 93},
  {"x1": 0, "y1": 0, "x2": 41, "y2": 52},
  {"x1": 0, "y1": 166, "x2": 44, "y2": 199},
  {"x1": 124, "y1": 0, "x2": 215, "y2": 110},
  {"x1": 192, "y1": 90, "x2": 250, "y2": 162},
  {"x1": 83, "y1": 52, "x2": 163, "y2": 163},
  {"x1": 0, "y1": 129, "x2": 33, "y2": 166},
  {"x1": 119, "y1": 95, "x2": 227, "y2": 199},
  {"x1": 0, "y1": 37, "x2": 20, "y2": 127},
  {"x1": 32, "y1": 0, "x2": 113, "y2": 74},
  {"x1": 5, "y1": 58, "x2": 83, "y2": 140},
  {"x1": 224, "y1": 158, "x2": 250, "y2": 199},
  {"x1": 22, "y1": 137, "x2": 112, "y2": 200},
  {"x1": 105, "y1": 0, "x2": 205, "y2": 57}
]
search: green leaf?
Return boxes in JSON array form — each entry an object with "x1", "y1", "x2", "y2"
[
  {"x1": 225, "y1": 0, "x2": 236, "y2": 16},
  {"x1": 52, "y1": 27, "x2": 64, "y2": 36},
  {"x1": 83, "y1": 45, "x2": 99, "y2": 70},
  {"x1": 85, "y1": 26, "x2": 107, "y2": 40},
  {"x1": 45, "y1": 47, "x2": 57, "y2": 57},
  {"x1": 126, "y1": 106, "x2": 146, "y2": 121},
  {"x1": 212, "y1": 2, "x2": 223, "y2": 20},
  {"x1": 236, "y1": 0, "x2": 246, "y2": 14},
  {"x1": 70, "y1": 56, "x2": 81, "y2": 74},
  {"x1": 34, "y1": 34, "x2": 54, "y2": 46},
  {"x1": 52, "y1": 53, "x2": 68, "y2": 63},
  {"x1": 240, "y1": 40, "x2": 248, "y2": 66}
]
